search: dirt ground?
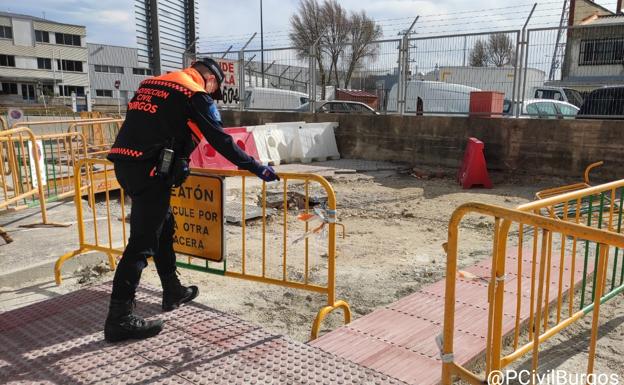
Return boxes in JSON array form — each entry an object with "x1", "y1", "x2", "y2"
[{"x1": 2, "y1": 162, "x2": 622, "y2": 381}]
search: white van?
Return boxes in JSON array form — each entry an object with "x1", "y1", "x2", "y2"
[
  {"x1": 387, "y1": 81, "x2": 481, "y2": 114},
  {"x1": 244, "y1": 87, "x2": 309, "y2": 111}
]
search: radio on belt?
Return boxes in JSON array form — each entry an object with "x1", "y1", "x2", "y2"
[{"x1": 157, "y1": 148, "x2": 174, "y2": 176}]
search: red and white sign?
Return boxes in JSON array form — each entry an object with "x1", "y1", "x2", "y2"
[
  {"x1": 27, "y1": 140, "x2": 47, "y2": 188},
  {"x1": 215, "y1": 58, "x2": 239, "y2": 106}
]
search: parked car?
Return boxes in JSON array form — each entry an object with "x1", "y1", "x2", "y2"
[
  {"x1": 531, "y1": 86, "x2": 584, "y2": 108},
  {"x1": 243, "y1": 87, "x2": 309, "y2": 110},
  {"x1": 524, "y1": 99, "x2": 579, "y2": 118},
  {"x1": 387, "y1": 81, "x2": 480, "y2": 115},
  {"x1": 503, "y1": 99, "x2": 579, "y2": 118},
  {"x1": 296, "y1": 100, "x2": 379, "y2": 114},
  {"x1": 577, "y1": 86, "x2": 624, "y2": 119}
]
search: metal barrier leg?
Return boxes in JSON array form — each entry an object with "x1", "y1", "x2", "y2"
[
  {"x1": 0, "y1": 226, "x2": 13, "y2": 243},
  {"x1": 55, "y1": 248, "x2": 87, "y2": 285},
  {"x1": 587, "y1": 245, "x2": 608, "y2": 375},
  {"x1": 106, "y1": 252, "x2": 117, "y2": 271},
  {"x1": 310, "y1": 300, "x2": 351, "y2": 340},
  {"x1": 20, "y1": 221, "x2": 71, "y2": 228}
]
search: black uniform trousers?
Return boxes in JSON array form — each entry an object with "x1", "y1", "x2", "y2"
[{"x1": 111, "y1": 160, "x2": 176, "y2": 301}]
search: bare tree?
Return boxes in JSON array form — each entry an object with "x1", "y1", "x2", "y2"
[
  {"x1": 469, "y1": 33, "x2": 515, "y2": 67},
  {"x1": 322, "y1": 0, "x2": 350, "y2": 87},
  {"x1": 290, "y1": 0, "x2": 328, "y2": 98},
  {"x1": 342, "y1": 11, "x2": 382, "y2": 88},
  {"x1": 469, "y1": 39, "x2": 488, "y2": 67},
  {"x1": 290, "y1": 1, "x2": 382, "y2": 95},
  {"x1": 487, "y1": 33, "x2": 515, "y2": 67}
]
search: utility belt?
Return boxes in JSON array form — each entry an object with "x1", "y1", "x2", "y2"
[{"x1": 154, "y1": 146, "x2": 190, "y2": 187}]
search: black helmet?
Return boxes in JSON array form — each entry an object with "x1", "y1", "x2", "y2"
[{"x1": 193, "y1": 57, "x2": 224, "y2": 100}]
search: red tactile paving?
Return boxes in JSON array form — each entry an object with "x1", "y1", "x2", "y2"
[
  {"x1": 0, "y1": 283, "x2": 408, "y2": 385},
  {"x1": 311, "y1": 249, "x2": 594, "y2": 385}
]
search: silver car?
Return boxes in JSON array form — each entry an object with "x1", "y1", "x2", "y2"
[
  {"x1": 296, "y1": 100, "x2": 379, "y2": 115},
  {"x1": 504, "y1": 99, "x2": 580, "y2": 118}
]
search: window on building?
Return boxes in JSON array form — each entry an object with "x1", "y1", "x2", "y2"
[
  {"x1": 21, "y1": 84, "x2": 35, "y2": 101},
  {"x1": 55, "y1": 32, "x2": 81, "y2": 46},
  {"x1": 59, "y1": 85, "x2": 85, "y2": 96},
  {"x1": 35, "y1": 30, "x2": 49, "y2": 43},
  {"x1": 37, "y1": 58, "x2": 52, "y2": 70},
  {"x1": 579, "y1": 38, "x2": 624, "y2": 65},
  {"x1": 95, "y1": 64, "x2": 124, "y2": 74},
  {"x1": 57, "y1": 59, "x2": 83, "y2": 72},
  {"x1": 0, "y1": 26, "x2": 12, "y2": 39},
  {"x1": 0, "y1": 54, "x2": 15, "y2": 67},
  {"x1": 41, "y1": 84, "x2": 54, "y2": 96},
  {"x1": 96, "y1": 89, "x2": 113, "y2": 97},
  {"x1": 132, "y1": 67, "x2": 153, "y2": 76},
  {"x1": 0, "y1": 82, "x2": 18, "y2": 95}
]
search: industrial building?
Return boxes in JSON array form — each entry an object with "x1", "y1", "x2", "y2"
[
  {"x1": 134, "y1": 0, "x2": 199, "y2": 75},
  {"x1": 88, "y1": 43, "x2": 151, "y2": 108}
]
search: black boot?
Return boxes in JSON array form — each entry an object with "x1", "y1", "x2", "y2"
[
  {"x1": 104, "y1": 298, "x2": 164, "y2": 342},
  {"x1": 161, "y1": 270, "x2": 199, "y2": 312}
]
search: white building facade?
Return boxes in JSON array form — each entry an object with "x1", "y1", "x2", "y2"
[{"x1": 0, "y1": 12, "x2": 89, "y2": 104}]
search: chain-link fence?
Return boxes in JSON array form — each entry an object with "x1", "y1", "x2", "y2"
[
  {"x1": 196, "y1": 20, "x2": 624, "y2": 119},
  {"x1": 398, "y1": 30, "x2": 521, "y2": 115}
]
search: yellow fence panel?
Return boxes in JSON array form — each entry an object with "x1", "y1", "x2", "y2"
[
  {"x1": 0, "y1": 119, "x2": 122, "y2": 224},
  {"x1": 67, "y1": 119, "x2": 123, "y2": 158},
  {"x1": 12, "y1": 117, "x2": 117, "y2": 134},
  {"x1": 441, "y1": 180, "x2": 624, "y2": 385},
  {"x1": 0, "y1": 127, "x2": 48, "y2": 226},
  {"x1": 55, "y1": 159, "x2": 350, "y2": 340}
]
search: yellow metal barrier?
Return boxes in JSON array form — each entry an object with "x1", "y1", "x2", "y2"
[
  {"x1": 441, "y1": 180, "x2": 624, "y2": 385},
  {"x1": 6, "y1": 119, "x2": 121, "y2": 205},
  {"x1": 12, "y1": 117, "x2": 118, "y2": 134},
  {"x1": 1, "y1": 128, "x2": 89, "y2": 212},
  {"x1": 55, "y1": 159, "x2": 351, "y2": 340},
  {"x1": 36, "y1": 131, "x2": 90, "y2": 202},
  {"x1": 67, "y1": 119, "x2": 123, "y2": 158},
  {"x1": 0, "y1": 116, "x2": 7, "y2": 131},
  {"x1": 535, "y1": 161, "x2": 603, "y2": 200},
  {"x1": 0, "y1": 127, "x2": 49, "y2": 226}
]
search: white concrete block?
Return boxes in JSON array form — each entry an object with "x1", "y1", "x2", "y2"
[
  {"x1": 249, "y1": 124, "x2": 289, "y2": 165},
  {"x1": 292, "y1": 122, "x2": 340, "y2": 163}
]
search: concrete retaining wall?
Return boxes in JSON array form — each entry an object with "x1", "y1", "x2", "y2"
[{"x1": 222, "y1": 111, "x2": 623, "y2": 181}]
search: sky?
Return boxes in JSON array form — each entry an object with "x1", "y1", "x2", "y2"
[{"x1": 1, "y1": 0, "x2": 619, "y2": 52}]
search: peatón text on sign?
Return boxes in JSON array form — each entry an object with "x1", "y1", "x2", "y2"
[{"x1": 171, "y1": 185, "x2": 214, "y2": 202}]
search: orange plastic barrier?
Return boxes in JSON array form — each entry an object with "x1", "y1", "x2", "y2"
[{"x1": 457, "y1": 137, "x2": 492, "y2": 189}]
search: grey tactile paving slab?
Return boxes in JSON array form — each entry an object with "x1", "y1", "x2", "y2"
[{"x1": 0, "y1": 282, "x2": 407, "y2": 385}]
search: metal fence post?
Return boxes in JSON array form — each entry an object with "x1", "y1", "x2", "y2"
[
  {"x1": 516, "y1": 3, "x2": 537, "y2": 118},
  {"x1": 397, "y1": 37, "x2": 407, "y2": 115},
  {"x1": 398, "y1": 17, "x2": 418, "y2": 115},
  {"x1": 511, "y1": 30, "x2": 521, "y2": 115},
  {"x1": 309, "y1": 45, "x2": 317, "y2": 113},
  {"x1": 238, "y1": 50, "x2": 245, "y2": 112}
]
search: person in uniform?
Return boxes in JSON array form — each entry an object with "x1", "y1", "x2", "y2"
[{"x1": 104, "y1": 58, "x2": 279, "y2": 342}]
